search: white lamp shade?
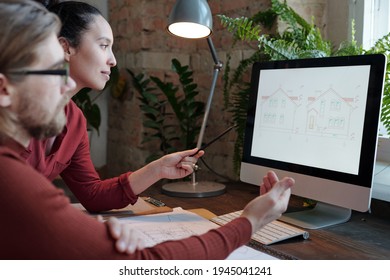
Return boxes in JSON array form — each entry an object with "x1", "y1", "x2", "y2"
[{"x1": 167, "y1": 0, "x2": 213, "y2": 39}]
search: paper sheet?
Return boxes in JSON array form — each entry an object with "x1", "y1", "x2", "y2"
[
  {"x1": 71, "y1": 197, "x2": 172, "y2": 219},
  {"x1": 118, "y1": 207, "x2": 277, "y2": 260}
]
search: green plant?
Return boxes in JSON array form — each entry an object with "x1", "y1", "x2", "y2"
[
  {"x1": 219, "y1": 0, "x2": 390, "y2": 174},
  {"x1": 128, "y1": 58, "x2": 205, "y2": 163},
  {"x1": 369, "y1": 34, "x2": 390, "y2": 133}
]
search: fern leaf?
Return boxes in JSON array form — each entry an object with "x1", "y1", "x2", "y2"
[
  {"x1": 259, "y1": 35, "x2": 299, "y2": 60},
  {"x1": 218, "y1": 15, "x2": 261, "y2": 41}
]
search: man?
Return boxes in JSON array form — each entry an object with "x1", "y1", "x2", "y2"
[{"x1": 0, "y1": 0, "x2": 293, "y2": 259}]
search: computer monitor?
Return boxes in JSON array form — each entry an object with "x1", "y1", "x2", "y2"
[{"x1": 240, "y1": 54, "x2": 386, "y2": 229}]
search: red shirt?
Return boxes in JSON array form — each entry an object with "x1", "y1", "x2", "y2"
[
  {"x1": 21, "y1": 101, "x2": 136, "y2": 212},
  {"x1": 0, "y1": 143, "x2": 252, "y2": 259}
]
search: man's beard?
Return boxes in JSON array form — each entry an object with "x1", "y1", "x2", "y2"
[{"x1": 18, "y1": 94, "x2": 70, "y2": 140}]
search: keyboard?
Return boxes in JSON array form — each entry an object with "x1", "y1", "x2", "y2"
[{"x1": 211, "y1": 210, "x2": 309, "y2": 245}]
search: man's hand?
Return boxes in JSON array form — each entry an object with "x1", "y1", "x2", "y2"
[
  {"x1": 241, "y1": 171, "x2": 294, "y2": 234},
  {"x1": 104, "y1": 217, "x2": 145, "y2": 254}
]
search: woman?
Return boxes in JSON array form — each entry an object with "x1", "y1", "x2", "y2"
[{"x1": 25, "y1": 0, "x2": 203, "y2": 214}]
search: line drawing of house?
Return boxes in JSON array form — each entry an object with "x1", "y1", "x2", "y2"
[
  {"x1": 306, "y1": 88, "x2": 356, "y2": 138},
  {"x1": 258, "y1": 87, "x2": 358, "y2": 139},
  {"x1": 259, "y1": 88, "x2": 299, "y2": 132}
]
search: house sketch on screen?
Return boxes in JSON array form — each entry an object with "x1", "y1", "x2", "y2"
[
  {"x1": 259, "y1": 87, "x2": 357, "y2": 139},
  {"x1": 306, "y1": 88, "x2": 356, "y2": 138},
  {"x1": 260, "y1": 88, "x2": 299, "y2": 130}
]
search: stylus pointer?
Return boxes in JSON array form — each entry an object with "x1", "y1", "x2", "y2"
[{"x1": 191, "y1": 124, "x2": 237, "y2": 156}]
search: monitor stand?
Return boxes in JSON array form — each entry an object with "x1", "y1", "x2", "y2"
[{"x1": 278, "y1": 202, "x2": 352, "y2": 229}]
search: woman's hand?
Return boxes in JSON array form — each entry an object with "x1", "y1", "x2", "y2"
[
  {"x1": 157, "y1": 148, "x2": 204, "y2": 180},
  {"x1": 128, "y1": 148, "x2": 205, "y2": 196}
]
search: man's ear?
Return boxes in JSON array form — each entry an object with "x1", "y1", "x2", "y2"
[
  {"x1": 58, "y1": 37, "x2": 74, "y2": 62},
  {"x1": 0, "y1": 74, "x2": 12, "y2": 107}
]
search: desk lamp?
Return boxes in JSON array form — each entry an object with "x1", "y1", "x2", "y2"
[{"x1": 161, "y1": 0, "x2": 226, "y2": 197}]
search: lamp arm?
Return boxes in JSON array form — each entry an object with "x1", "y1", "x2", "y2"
[
  {"x1": 207, "y1": 37, "x2": 222, "y2": 67},
  {"x1": 196, "y1": 37, "x2": 223, "y2": 149}
]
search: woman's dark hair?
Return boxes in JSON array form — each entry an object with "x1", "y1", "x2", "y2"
[{"x1": 37, "y1": 0, "x2": 102, "y2": 48}]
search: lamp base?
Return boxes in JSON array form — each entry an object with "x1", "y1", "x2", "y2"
[{"x1": 161, "y1": 181, "x2": 226, "y2": 198}]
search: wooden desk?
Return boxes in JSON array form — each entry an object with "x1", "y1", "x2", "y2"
[{"x1": 141, "y1": 180, "x2": 390, "y2": 260}]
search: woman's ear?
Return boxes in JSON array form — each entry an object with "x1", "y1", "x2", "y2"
[
  {"x1": 58, "y1": 37, "x2": 74, "y2": 62},
  {"x1": 0, "y1": 74, "x2": 12, "y2": 107}
]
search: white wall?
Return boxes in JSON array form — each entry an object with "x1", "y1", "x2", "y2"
[{"x1": 327, "y1": 0, "x2": 349, "y2": 48}]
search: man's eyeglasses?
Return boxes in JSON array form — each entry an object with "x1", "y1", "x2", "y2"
[{"x1": 8, "y1": 63, "x2": 69, "y2": 85}]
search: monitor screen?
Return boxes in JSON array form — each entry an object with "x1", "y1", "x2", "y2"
[{"x1": 240, "y1": 54, "x2": 386, "y2": 229}]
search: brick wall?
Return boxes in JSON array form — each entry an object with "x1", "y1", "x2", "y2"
[{"x1": 107, "y1": 0, "x2": 327, "y2": 182}]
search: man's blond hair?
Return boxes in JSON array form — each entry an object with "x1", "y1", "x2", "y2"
[{"x1": 0, "y1": 0, "x2": 61, "y2": 139}]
